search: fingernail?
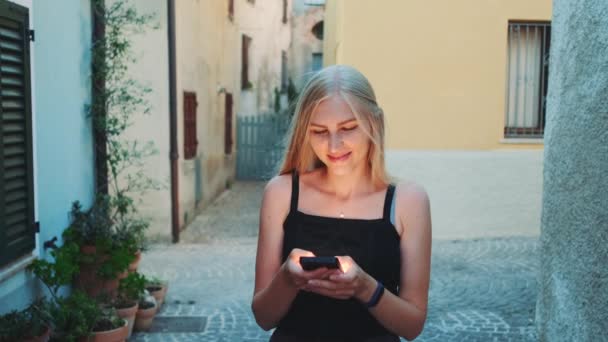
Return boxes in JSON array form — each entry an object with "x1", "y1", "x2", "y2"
[{"x1": 308, "y1": 280, "x2": 317, "y2": 286}]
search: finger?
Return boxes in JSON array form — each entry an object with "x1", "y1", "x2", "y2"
[
  {"x1": 328, "y1": 271, "x2": 356, "y2": 282},
  {"x1": 307, "y1": 279, "x2": 348, "y2": 290},
  {"x1": 301, "y1": 267, "x2": 329, "y2": 279},
  {"x1": 306, "y1": 287, "x2": 353, "y2": 300}
]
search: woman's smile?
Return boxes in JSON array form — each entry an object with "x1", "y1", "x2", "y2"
[{"x1": 327, "y1": 152, "x2": 352, "y2": 162}]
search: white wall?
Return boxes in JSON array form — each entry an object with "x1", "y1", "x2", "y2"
[{"x1": 386, "y1": 150, "x2": 543, "y2": 240}]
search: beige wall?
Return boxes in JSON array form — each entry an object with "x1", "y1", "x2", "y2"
[
  {"x1": 175, "y1": 0, "x2": 239, "y2": 231},
  {"x1": 118, "y1": 0, "x2": 241, "y2": 240},
  {"x1": 290, "y1": 0, "x2": 325, "y2": 90},
  {"x1": 114, "y1": 0, "x2": 171, "y2": 240},
  {"x1": 236, "y1": 0, "x2": 292, "y2": 115},
  {"x1": 324, "y1": 0, "x2": 552, "y2": 150}
]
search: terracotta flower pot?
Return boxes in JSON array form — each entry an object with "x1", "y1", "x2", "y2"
[
  {"x1": 115, "y1": 301, "x2": 138, "y2": 339},
  {"x1": 134, "y1": 301, "x2": 157, "y2": 332},
  {"x1": 146, "y1": 282, "x2": 168, "y2": 309},
  {"x1": 77, "y1": 245, "x2": 126, "y2": 299},
  {"x1": 128, "y1": 250, "x2": 142, "y2": 273},
  {"x1": 79, "y1": 319, "x2": 128, "y2": 342}
]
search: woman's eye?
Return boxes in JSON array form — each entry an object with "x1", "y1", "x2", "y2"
[
  {"x1": 342, "y1": 126, "x2": 358, "y2": 131},
  {"x1": 312, "y1": 130, "x2": 328, "y2": 135}
]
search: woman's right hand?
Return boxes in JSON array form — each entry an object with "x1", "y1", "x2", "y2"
[{"x1": 281, "y1": 248, "x2": 334, "y2": 290}]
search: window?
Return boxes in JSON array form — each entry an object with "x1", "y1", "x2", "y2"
[
  {"x1": 281, "y1": 51, "x2": 288, "y2": 92},
  {"x1": 183, "y1": 92, "x2": 198, "y2": 159},
  {"x1": 241, "y1": 35, "x2": 252, "y2": 89},
  {"x1": 312, "y1": 52, "x2": 323, "y2": 73},
  {"x1": 282, "y1": 0, "x2": 288, "y2": 24},
  {"x1": 228, "y1": 0, "x2": 234, "y2": 21},
  {"x1": 0, "y1": 0, "x2": 36, "y2": 267},
  {"x1": 225, "y1": 93, "x2": 233, "y2": 155},
  {"x1": 505, "y1": 22, "x2": 551, "y2": 138}
]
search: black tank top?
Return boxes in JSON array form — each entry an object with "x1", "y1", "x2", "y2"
[{"x1": 275, "y1": 170, "x2": 401, "y2": 340}]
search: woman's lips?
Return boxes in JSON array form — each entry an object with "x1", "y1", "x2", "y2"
[{"x1": 327, "y1": 152, "x2": 351, "y2": 162}]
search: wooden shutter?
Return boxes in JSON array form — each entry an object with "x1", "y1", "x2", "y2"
[
  {"x1": 183, "y1": 91, "x2": 197, "y2": 160},
  {"x1": 241, "y1": 35, "x2": 250, "y2": 89},
  {"x1": 282, "y1": 0, "x2": 288, "y2": 24},
  {"x1": 224, "y1": 93, "x2": 233, "y2": 154},
  {"x1": 0, "y1": 0, "x2": 35, "y2": 267},
  {"x1": 228, "y1": 0, "x2": 234, "y2": 21}
]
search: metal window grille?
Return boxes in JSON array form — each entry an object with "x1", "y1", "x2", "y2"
[{"x1": 505, "y1": 22, "x2": 551, "y2": 138}]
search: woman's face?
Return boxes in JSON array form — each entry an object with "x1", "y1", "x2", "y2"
[{"x1": 308, "y1": 95, "x2": 371, "y2": 175}]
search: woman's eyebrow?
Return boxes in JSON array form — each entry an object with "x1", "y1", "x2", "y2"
[{"x1": 309, "y1": 118, "x2": 357, "y2": 128}]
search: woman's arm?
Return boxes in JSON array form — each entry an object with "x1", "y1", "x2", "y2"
[
  {"x1": 251, "y1": 175, "x2": 330, "y2": 330},
  {"x1": 364, "y1": 183, "x2": 432, "y2": 340}
]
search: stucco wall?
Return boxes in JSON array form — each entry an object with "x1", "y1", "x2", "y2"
[
  {"x1": 0, "y1": 0, "x2": 95, "y2": 312},
  {"x1": 324, "y1": 0, "x2": 552, "y2": 150}
]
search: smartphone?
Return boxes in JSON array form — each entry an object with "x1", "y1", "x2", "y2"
[{"x1": 299, "y1": 256, "x2": 341, "y2": 271}]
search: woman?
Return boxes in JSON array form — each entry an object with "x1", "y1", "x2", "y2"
[{"x1": 252, "y1": 65, "x2": 432, "y2": 341}]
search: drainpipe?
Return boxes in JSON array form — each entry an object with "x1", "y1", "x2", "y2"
[
  {"x1": 167, "y1": 0, "x2": 179, "y2": 243},
  {"x1": 92, "y1": 0, "x2": 108, "y2": 195}
]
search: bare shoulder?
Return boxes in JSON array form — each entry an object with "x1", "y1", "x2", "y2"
[
  {"x1": 395, "y1": 181, "x2": 430, "y2": 206},
  {"x1": 264, "y1": 173, "x2": 292, "y2": 198},
  {"x1": 394, "y1": 181, "x2": 431, "y2": 237},
  {"x1": 261, "y1": 174, "x2": 293, "y2": 217}
]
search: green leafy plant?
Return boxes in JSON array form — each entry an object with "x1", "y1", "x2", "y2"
[
  {"x1": 116, "y1": 272, "x2": 146, "y2": 308},
  {"x1": 88, "y1": 0, "x2": 162, "y2": 258},
  {"x1": 0, "y1": 300, "x2": 51, "y2": 341},
  {"x1": 27, "y1": 240, "x2": 81, "y2": 300}
]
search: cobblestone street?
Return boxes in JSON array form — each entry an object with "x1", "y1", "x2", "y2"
[{"x1": 132, "y1": 182, "x2": 539, "y2": 342}]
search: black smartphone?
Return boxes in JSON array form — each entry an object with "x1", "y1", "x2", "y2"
[{"x1": 299, "y1": 256, "x2": 341, "y2": 271}]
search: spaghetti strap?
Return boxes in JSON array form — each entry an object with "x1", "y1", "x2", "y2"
[
  {"x1": 382, "y1": 184, "x2": 396, "y2": 222},
  {"x1": 290, "y1": 169, "x2": 300, "y2": 213}
]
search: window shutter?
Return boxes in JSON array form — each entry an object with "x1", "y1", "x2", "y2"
[
  {"x1": 0, "y1": 0, "x2": 35, "y2": 267},
  {"x1": 241, "y1": 35, "x2": 250, "y2": 89},
  {"x1": 224, "y1": 93, "x2": 233, "y2": 154},
  {"x1": 282, "y1": 0, "x2": 288, "y2": 24},
  {"x1": 228, "y1": 0, "x2": 234, "y2": 21},
  {"x1": 183, "y1": 92, "x2": 197, "y2": 160}
]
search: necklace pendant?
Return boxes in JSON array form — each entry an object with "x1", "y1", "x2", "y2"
[{"x1": 339, "y1": 212, "x2": 345, "y2": 218}]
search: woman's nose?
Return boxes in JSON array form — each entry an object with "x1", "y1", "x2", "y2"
[{"x1": 328, "y1": 133, "x2": 343, "y2": 152}]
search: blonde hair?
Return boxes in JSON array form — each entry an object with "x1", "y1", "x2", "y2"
[{"x1": 278, "y1": 65, "x2": 391, "y2": 187}]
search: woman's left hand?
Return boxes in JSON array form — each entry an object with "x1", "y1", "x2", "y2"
[{"x1": 303, "y1": 256, "x2": 376, "y2": 301}]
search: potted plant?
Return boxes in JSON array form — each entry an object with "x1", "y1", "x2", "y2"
[
  {"x1": 46, "y1": 291, "x2": 127, "y2": 342},
  {"x1": 134, "y1": 291, "x2": 157, "y2": 332},
  {"x1": 27, "y1": 241, "x2": 127, "y2": 342},
  {"x1": 65, "y1": 198, "x2": 135, "y2": 299},
  {"x1": 114, "y1": 272, "x2": 145, "y2": 338},
  {"x1": 144, "y1": 275, "x2": 168, "y2": 310},
  {"x1": 81, "y1": 306, "x2": 128, "y2": 342},
  {"x1": 0, "y1": 300, "x2": 52, "y2": 342}
]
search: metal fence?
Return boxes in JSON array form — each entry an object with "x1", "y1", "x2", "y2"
[{"x1": 236, "y1": 113, "x2": 291, "y2": 180}]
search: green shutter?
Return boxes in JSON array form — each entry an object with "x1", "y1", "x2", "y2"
[{"x1": 0, "y1": 0, "x2": 35, "y2": 267}]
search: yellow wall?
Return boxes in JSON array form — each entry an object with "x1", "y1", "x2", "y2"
[{"x1": 324, "y1": 0, "x2": 552, "y2": 150}]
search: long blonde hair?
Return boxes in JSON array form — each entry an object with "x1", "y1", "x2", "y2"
[{"x1": 278, "y1": 65, "x2": 391, "y2": 187}]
